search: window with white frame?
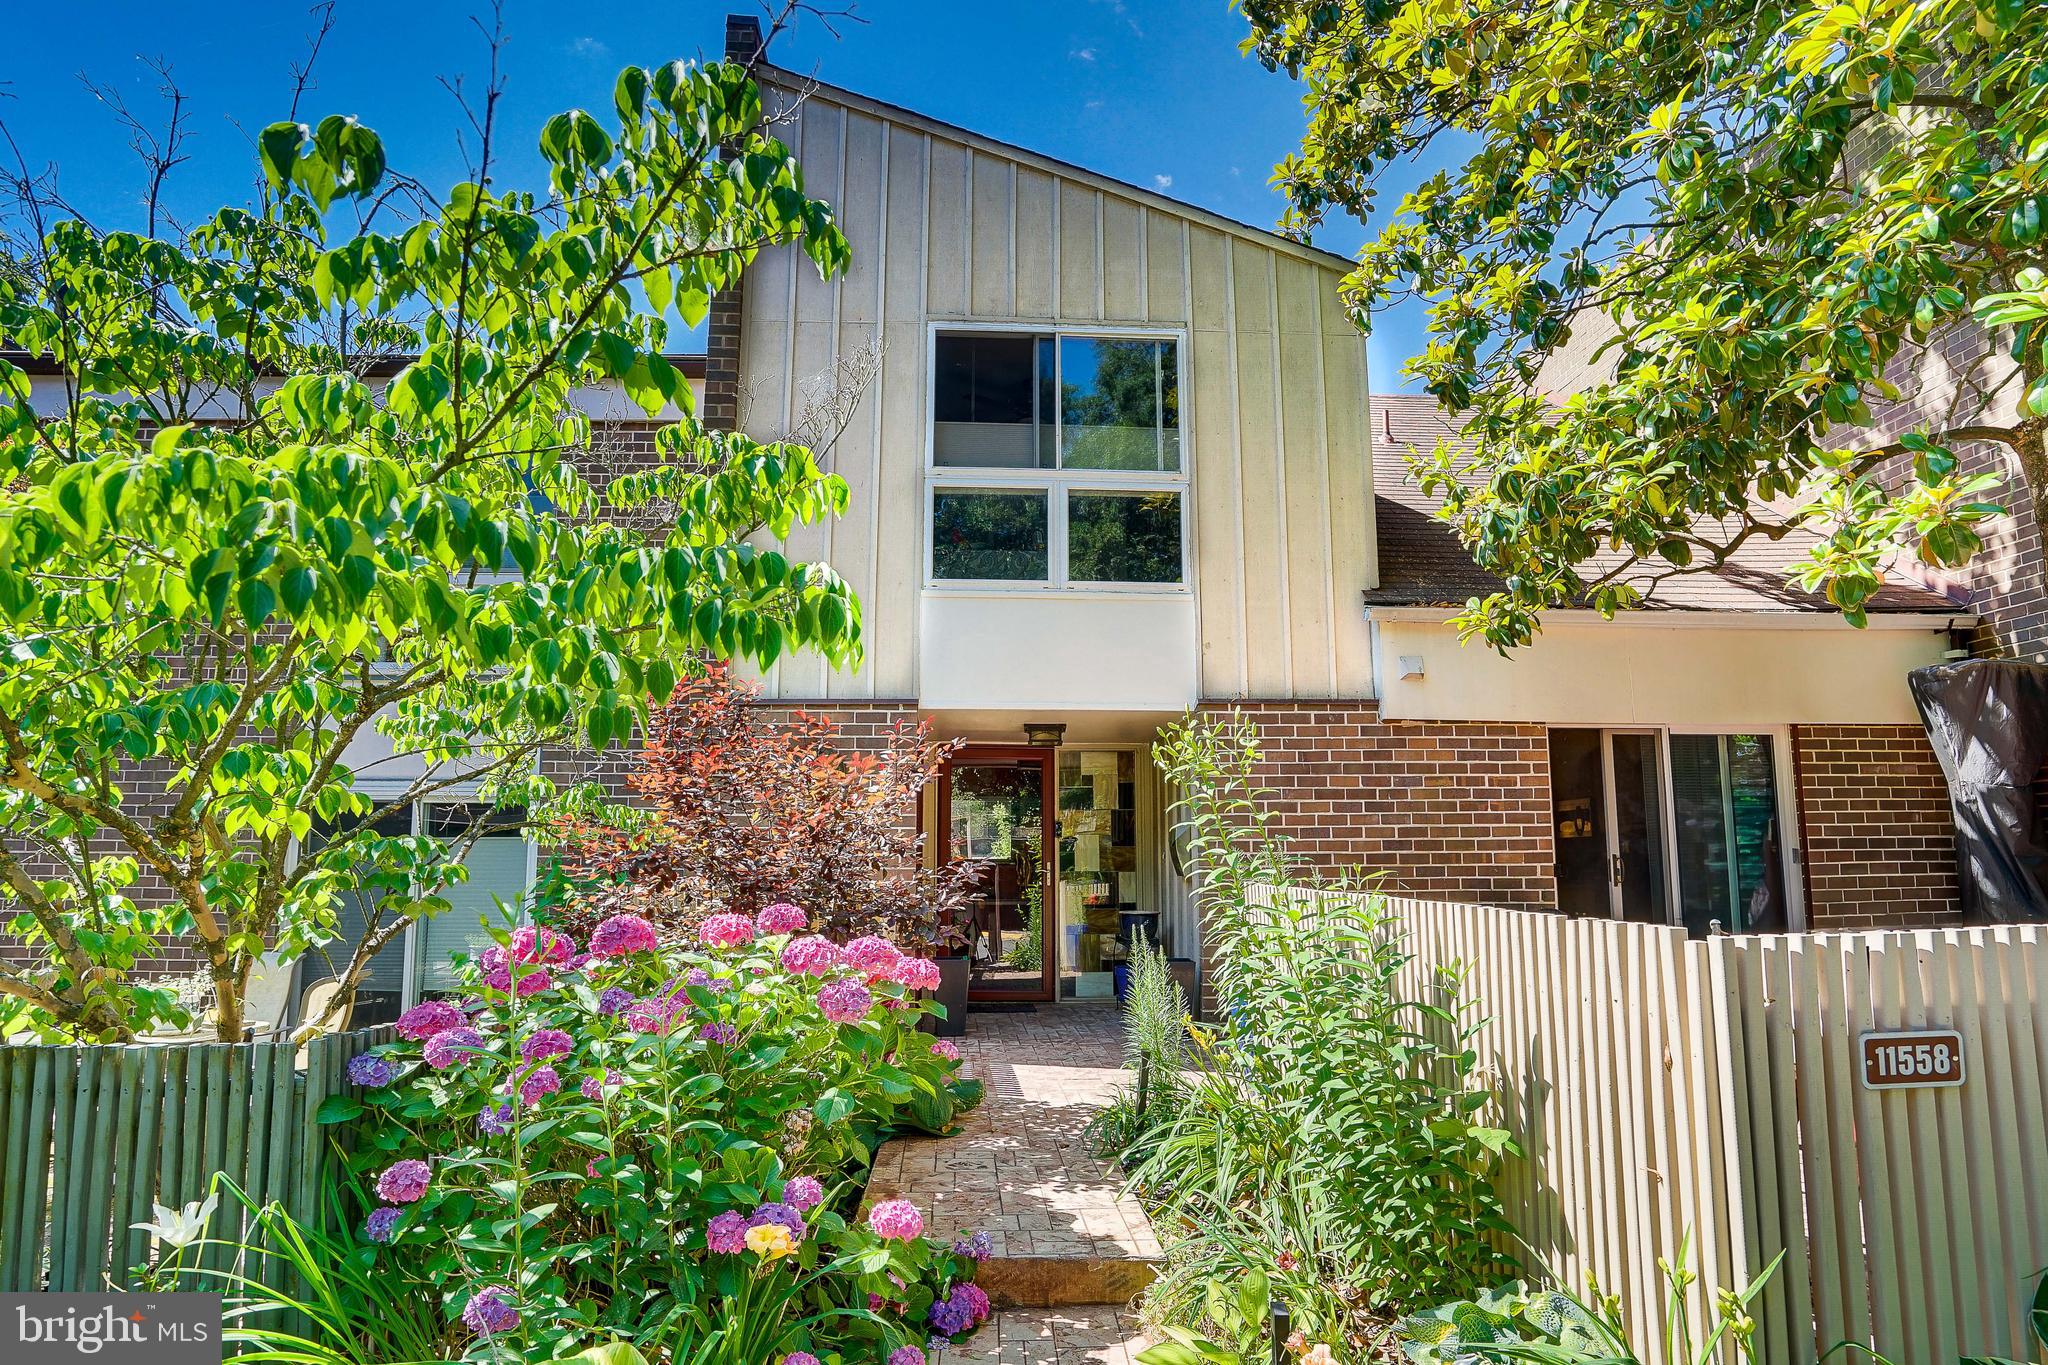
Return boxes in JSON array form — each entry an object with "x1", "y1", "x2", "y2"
[
  {"x1": 928, "y1": 330, "x2": 1186, "y2": 588},
  {"x1": 294, "y1": 800, "x2": 533, "y2": 1025}
]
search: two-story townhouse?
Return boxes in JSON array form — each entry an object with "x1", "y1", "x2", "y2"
[
  {"x1": 6, "y1": 19, "x2": 1985, "y2": 1028},
  {"x1": 711, "y1": 14, "x2": 1974, "y2": 1008}
]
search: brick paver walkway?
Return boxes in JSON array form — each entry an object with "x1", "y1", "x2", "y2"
[{"x1": 866, "y1": 1003, "x2": 1162, "y2": 1356}]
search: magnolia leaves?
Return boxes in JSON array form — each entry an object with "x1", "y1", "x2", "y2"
[{"x1": 260, "y1": 115, "x2": 386, "y2": 212}]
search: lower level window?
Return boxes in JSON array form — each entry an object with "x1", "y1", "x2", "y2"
[
  {"x1": 295, "y1": 800, "x2": 532, "y2": 1025},
  {"x1": 1068, "y1": 491, "x2": 1183, "y2": 584},
  {"x1": 932, "y1": 488, "x2": 1048, "y2": 581},
  {"x1": 1548, "y1": 729, "x2": 1791, "y2": 933}
]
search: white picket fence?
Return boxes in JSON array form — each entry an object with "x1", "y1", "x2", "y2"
[{"x1": 1295, "y1": 890, "x2": 2048, "y2": 1364}]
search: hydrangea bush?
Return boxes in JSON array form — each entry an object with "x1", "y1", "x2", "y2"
[{"x1": 320, "y1": 905, "x2": 989, "y2": 1361}]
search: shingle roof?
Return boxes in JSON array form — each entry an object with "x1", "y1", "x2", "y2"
[{"x1": 1367, "y1": 394, "x2": 1961, "y2": 614}]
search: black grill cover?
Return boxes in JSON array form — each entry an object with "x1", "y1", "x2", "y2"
[{"x1": 1909, "y1": 659, "x2": 2048, "y2": 922}]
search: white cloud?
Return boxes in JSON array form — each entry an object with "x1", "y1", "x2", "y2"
[
  {"x1": 1153, "y1": 174, "x2": 1174, "y2": 191},
  {"x1": 1071, "y1": 47, "x2": 1097, "y2": 62},
  {"x1": 1085, "y1": 98, "x2": 1105, "y2": 111},
  {"x1": 569, "y1": 36, "x2": 610, "y2": 59},
  {"x1": 1091, "y1": 0, "x2": 1143, "y2": 35}
]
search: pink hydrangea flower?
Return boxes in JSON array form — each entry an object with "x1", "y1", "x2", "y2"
[
  {"x1": 510, "y1": 925, "x2": 574, "y2": 965},
  {"x1": 890, "y1": 956, "x2": 942, "y2": 991},
  {"x1": 394, "y1": 999, "x2": 464, "y2": 1041},
  {"x1": 375, "y1": 1159, "x2": 431, "y2": 1204},
  {"x1": 589, "y1": 913, "x2": 660, "y2": 958},
  {"x1": 842, "y1": 935, "x2": 900, "y2": 974},
  {"x1": 755, "y1": 902, "x2": 808, "y2": 935},
  {"x1": 519, "y1": 1029, "x2": 573, "y2": 1062},
  {"x1": 698, "y1": 912, "x2": 757, "y2": 949},
  {"x1": 783, "y1": 1175, "x2": 825, "y2": 1211},
  {"x1": 782, "y1": 1355, "x2": 821, "y2": 1365},
  {"x1": 580, "y1": 1068, "x2": 622, "y2": 1100},
  {"x1": 867, "y1": 1198, "x2": 924, "y2": 1241},
  {"x1": 781, "y1": 935, "x2": 842, "y2": 977},
  {"x1": 929, "y1": 1038, "x2": 960, "y2": 1062},
  {"x1": 483, "y1": 961, "x2": 551, "y2": 995},
  {"x1": 423, "y1": 1027, "x2": 488, "y2": 1070},
  {"x1": 706, "y1": 1211, "x2": 748, "y2": 1253},
  {"x1": 517, "y1": 1065, "x2": 560, "y2": 1107},
  {"x1": 625, "y1": 996, "x2": 686, "y2": 1036},
  {"x1": 817, "y1": 980, "x2": 873, "y2": 1024}
]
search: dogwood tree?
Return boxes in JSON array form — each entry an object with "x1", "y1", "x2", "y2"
[
  {"x1": 1245, "y1": 0, "x2": 2046, "y2": 647},
  {"x1": 0, "y1": 55, "x2": 858, "y2": 1040}
]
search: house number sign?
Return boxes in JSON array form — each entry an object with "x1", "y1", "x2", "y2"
[{"x1": 1859, "y1": 1029, "x2": 1965, "y2": 1089}]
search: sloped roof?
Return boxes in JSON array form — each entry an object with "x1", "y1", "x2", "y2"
[
  {"x1": 1367, "y1": 394, "x2": 1960, "y2": 614},
  {"x1": 757, "y1": 64, "x2": 1358, "y2": 275}
]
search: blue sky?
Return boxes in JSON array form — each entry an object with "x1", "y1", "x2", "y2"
[{"x1": 0, "y1": 0, "x2": 1429, "y2": 390}]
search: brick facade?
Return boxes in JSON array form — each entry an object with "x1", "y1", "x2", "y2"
[
  {"x1": 699, "y1": 14, "x2": 763, "y2": 434},
  {"x1": 1198, "y1": 700, "x2": 1558, "y2": 907},
  {"x1": 1790, "y1": 724, "x2": 1963, "y2": 930}
]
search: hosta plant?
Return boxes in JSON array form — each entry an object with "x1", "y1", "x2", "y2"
[{"x1": 316, "y1": 904, "x2": 988, "y2": 1361}]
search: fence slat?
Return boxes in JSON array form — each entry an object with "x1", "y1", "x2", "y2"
[{"x1": 123, "y1": 1046, "x2": 163, "y2": 1283}]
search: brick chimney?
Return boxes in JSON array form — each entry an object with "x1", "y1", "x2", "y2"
[
  {"x1": 724, "y1": 12, "x2": 766, "y2": 66},
  {"x1": 701, "y1": 13, "x2": 764, "y2": 433}
]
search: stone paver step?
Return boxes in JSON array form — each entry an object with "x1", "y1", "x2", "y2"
[
  {"x1": 946, "y1": 1305, "x2": 1156, "y2": 1364},
  {"x1": 866, "y1": 1004, "x2": 1165, "y2": 1310}
]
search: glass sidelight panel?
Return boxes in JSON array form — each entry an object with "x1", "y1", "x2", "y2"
[
  {"x1": 1055, "y1": 749, "x2": 1139, "y2": 999},
  {"x1": 1609, "y1": 733, "x2": 1669, "y2": 923},
  {"x1": 1548, "y1": 730, "x2": 1609, "y2": 918},
  {"x1": 949, "y1": 757, "x2": 1050, "y2": 996},
  {"x1": 1671, "y1": 734, "x2": 1787, "y2": 934}
]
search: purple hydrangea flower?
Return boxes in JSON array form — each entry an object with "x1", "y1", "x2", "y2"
[
  {"x1": 346, "y1": 1053, "x2": 395, "y2": 1088},
  {"x1": 589, "y1": 913, "x2": 660, "y2": 958},
  {"x1": 517, "y1": 1064, "x2": 561, "y2": 1107},
  {"x1": 781, "y1": 1354, "x2": 821, "y2": 1365},
  {"x1": 952, "y1": 1230, "x2": 994, "y2": 1262},
  {"x1": 363, "y1": 1207, "x2": 401, "y2": 1244},
  {"x1": 817, "y1": 979, "x2": 873, "y2": 1024},
  {"x1": 422, "y1": 1027, "x2": 488, "y2": 1070},
  {"x1": 477, "y1": 1100, "x2": 516, "y2": 1136},
  {"x1": 698, "y1": 1021, "x2": 739, "y2": 1046},
  {"x1": 461, "y1": 1288, "x2": 519, "y2": 1335},
  {"x1": 783, "y1": 1175, "x2": 825, "y2": 1211},
  {"x1": 756, "y1": 902, "x2": 808, "y2": 935},
  {"x1": 483, "y1": 962, "x2": 551, "y2": 995},
  {"x1": 374, "y1": 1159, "x2": 431, "y2": 1204},
  {"x1": 928, "y1": 1292, "x2": 976, "y2": 1336},
  {"x1": 748, "y1": 1202, "x2": 806, "y2": 1242},
  {"x1": 580, "y1": 1068, "x2": 621, "y2": 1100},
  {"x1": 519, "y1": 1028, "x2": 573, "y2": 1063},
  {"x1": 393, "y1": 999, "x2": 464, "y2": 1041},
  {"x1": 887, "y1": 1347, "x2": 925, "y2": 1365},
  {"x1": 706, "y1": 1211, "x2": 748, "y2": 1254},
  {"x1": 684, "y1": 967, "x2": 732, "y2": 993},
  {"x1": 596, "y1": 986, "x2": 634, "y2": 1016}
]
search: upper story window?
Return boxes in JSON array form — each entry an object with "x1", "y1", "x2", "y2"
[{"x1": 928, "y1": 329, "x2": 1186, "y2": 589}]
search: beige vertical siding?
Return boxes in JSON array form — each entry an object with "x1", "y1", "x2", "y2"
[{"x1": 741, "y1": 80, "x2": 1375, "y2": 702}]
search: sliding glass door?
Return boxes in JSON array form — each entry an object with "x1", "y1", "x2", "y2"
[{"x1": 1548, "y1": 728, "x2": 1798, "y2": 932}]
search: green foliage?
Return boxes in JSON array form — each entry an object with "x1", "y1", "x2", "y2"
[
  {"x1": 1395, "y1": 1238, "x2": 1781, "y2": 1365},
  {"x1": 1242, "y1": 0, "x2": 2048, "y2": 647},
  {"x1": 318, "y1": 923, "x2": 982, "y2": 1360},
  {"x1": 1125, "y1": 712, "x2": 1519, "y2": 1361},
  {"x1": 0, "y1": 56, "x2": 859, "y2": 1041}
]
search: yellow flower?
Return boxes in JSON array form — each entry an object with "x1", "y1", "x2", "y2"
[{"x1": 745, "y1": 1223, "x2": 797, "y2": 1261}]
